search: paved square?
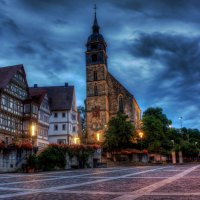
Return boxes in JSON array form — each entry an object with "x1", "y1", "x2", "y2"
[{"x1": 0, "y1": 164, "x2": 199, "y2": 199}]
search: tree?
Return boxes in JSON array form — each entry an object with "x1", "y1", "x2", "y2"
[
  {"x1": 77, "y1": 106, "x2": 86, "y2": 140},
  {"x1": 103, "y1": 113, "x2": 135, "y2": 152},
  {"x1": 142, "y1": 107, "x2": 172, "y2": 154}
]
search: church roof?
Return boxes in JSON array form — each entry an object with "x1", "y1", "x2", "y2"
[
  {"x1": 30, "y1": 85, "x2": 74, "y2": 111},
  {"x1": 108, "y1": 72, "x2": 140, "y2": 109}
]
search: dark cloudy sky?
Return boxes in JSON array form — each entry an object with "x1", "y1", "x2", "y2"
[{"x1": 0, "y1": 0, "x2": 200, "y2": 129}]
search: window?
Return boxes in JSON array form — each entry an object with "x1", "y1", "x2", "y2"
[
  {"x1": 94, "y1": 84, "x2": 98, "y2": 96},
  {"x1": 92, "y1": 54, "x2": 97, "y2": 62},
  {"x1": 62, "y1": 124, "x2": 66, "y2": 130},
  {"x1": 73, "y1": 126, "x2": 76, "y2": 132},
  {"x1": 54, "y1": 124, "x2": 58, "y2": 131},
  {"x1": 91, "y1": 44, "x2": 98, "y2": 50},
  {"x1": 71, "y1": 114, "x2": 76, "y2": 120},
  {"x1": 24, "y1": 104, "x2": 30, "y2": 113},
  {"x1": 62, "y1": 112, "x2": 66, "y2": 118},
  {"x1": 32, "y1": 105, "x2": 38, "y2": 114},
  {"x1": 94, "y1": 71, "x2": 97, "y2": 81},
  {"x1": 118, "y1": 95, "x2": 124, "y2": 113},
  {"x1": 54, "y1": 113, "x2": 58, "y2": 118},
  {"x1": 57, "y1": 139, "x2": 66, "y2": 144}
]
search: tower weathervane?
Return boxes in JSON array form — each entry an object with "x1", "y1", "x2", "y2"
[{"x1": 94, "y1": 4, "x2": 97, "y2": 13}]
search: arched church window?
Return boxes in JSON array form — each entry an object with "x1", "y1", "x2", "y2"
[
  {"x1": 94, "y1": 84, "x2": 98, "y2": 96},
  {"x1": 118, "y1": 95, "x2": 124, "y2": 113},
  {"x1": 92, "y1": 54, "x2": 97, "y2": 62},
  {"x1": 94, "y1": 71, "x2": 97, "y2": 81}
]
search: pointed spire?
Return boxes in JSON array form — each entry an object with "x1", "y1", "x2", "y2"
[{"x1": 92, "y1": 4, "x2": 100, "y2": 34}]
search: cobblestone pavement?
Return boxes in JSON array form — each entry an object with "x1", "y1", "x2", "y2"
[{"x1": 0, "y1": 164, "x2": 200, "y2": 200}]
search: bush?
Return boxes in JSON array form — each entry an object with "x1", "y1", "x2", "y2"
[
  {"x1": 38, "y1": 146, "x2": 66, "y2": 171},
  {"x1": 27, "y1": 154, "x2": 38, "y2": 169}
]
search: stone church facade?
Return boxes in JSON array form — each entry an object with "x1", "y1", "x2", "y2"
[{"x1": 86, "y1": 12, "x2": 141, "y2": 143}]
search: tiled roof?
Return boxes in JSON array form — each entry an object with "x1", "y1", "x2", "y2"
[
  {"x1": 30, "y1": 86, "x2": 74, "y2": 111},
  {"x1": 0, "y1": 64, "x2": 25, "y2": 89},
  {"x1": 29, "y1": 88, "x2": 47, "y2": 106}
]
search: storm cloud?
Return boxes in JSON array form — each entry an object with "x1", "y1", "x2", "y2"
[{"x1": 0, "y1": 0, "x2": 199, "y2": 129}]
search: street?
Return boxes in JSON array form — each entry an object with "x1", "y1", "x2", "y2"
[{"x1": 0, "y1": 164, "x2": 199, "y2": 200}]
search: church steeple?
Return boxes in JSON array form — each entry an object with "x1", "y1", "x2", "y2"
[
  {"x1": 86, "y1": 5, "x2": 107, "y2": 66},
  {"x1": 92, "y1": 5, "x2": 100, "y2": 34}
]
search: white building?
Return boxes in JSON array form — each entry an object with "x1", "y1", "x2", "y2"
[{"x1": 33, "y1": 84, "x2": 79, "y2": 145}]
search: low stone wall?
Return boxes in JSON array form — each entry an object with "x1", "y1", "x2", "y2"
[{"x1": 0, "y1": 150, "x2": 32, "y2": 172}]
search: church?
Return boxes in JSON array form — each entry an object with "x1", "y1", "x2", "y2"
[{"x1": 85, "y1": 11, "x2": 141, "y2": 143}]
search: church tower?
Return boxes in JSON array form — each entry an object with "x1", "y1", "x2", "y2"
[{"x1": 85, "y1": 9, "x2": 109, "y2": 143}]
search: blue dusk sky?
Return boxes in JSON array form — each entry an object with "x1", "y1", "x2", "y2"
[{"x1": 0, "y1": 0, "x2": 199, "y2": 129}]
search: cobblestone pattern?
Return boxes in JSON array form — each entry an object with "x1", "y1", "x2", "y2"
[{"x1": 0, "y1": 165, "x2": 199, "y2": 200}]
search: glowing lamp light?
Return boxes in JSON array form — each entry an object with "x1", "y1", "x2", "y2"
[
  {"x1": 74, "y1": 137, "x2": 79, "y2": 144},
  {"x1": 97, "y1": 133, "x2": 100, "y2": 141},
  {"x1": 31, "y1": 125, "x2": 35, "y2": 137},
  {"x1": 139, "y1": 132, "x2": 143, "y2": 139}
]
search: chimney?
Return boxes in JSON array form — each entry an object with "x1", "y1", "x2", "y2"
[
  {"x1": 65, "y1": 82, "x2": 68, "y2": 87},
  {"x1": 34, "y1": 84, "x2": 38, "y2": 88}
]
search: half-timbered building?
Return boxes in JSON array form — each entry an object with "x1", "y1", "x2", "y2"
[{"x1": 0, "y1": 65, "x2": 29, "y2": 144}]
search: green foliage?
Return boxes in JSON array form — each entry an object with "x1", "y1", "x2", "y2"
[
  {"x1": 104, "y1": 113, "x2": 135, "y2": 151},
  {"x1": 37, "y1": 144, "x2": 99, "y2": 170},
  {"x1": 180, "y1": 141, "x2": 199, "y2": 157},
  {"x1": 142, "y1": 107, "x2": 200, "y2": 159},
  {"x1": 142, "y1": 107, "x2": 172, "y2": 154},
  {"x1": 27, "y1": 154, "x2": 38, "y2": 169},
  {"x1": 38, "y1": 146, "x2": 66, "y2": 171}
]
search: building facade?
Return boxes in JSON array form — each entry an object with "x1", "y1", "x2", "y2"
[
  {"x1": 0, "y1": 65, "x2": 51, "y2": 150},
  {"x1": 29, "y1": 89, "x2": 50, "y2": 149},
  {"x1": 0, "y1": 65, "x2": 29, "y2": 144},
  {"x1": 85, "y1": 13, "x2": 141, "y2": 143},
  {"x1": 32, "y1": 84, "x2": 79, "y2": 145}
]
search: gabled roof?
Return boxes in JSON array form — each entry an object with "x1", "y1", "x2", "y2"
[
  {"x1": 0, "y1": 65, "x2": 24, "y2": 89},
  {"x1": 108, "y1": 72, "x2": 133, "y2": 98},
  {"x1": 30, "y1": 86, "x2": 74, "y2": 111},
  {"x1": 29, "y1": 88, "x2": 47, "y2": 106},
  {"x1": 108, "y1": 72, "x2": 141, "y2": 110},
  {"x1": 0, "y1": 64, "x2": 28, "y2": 90}
]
